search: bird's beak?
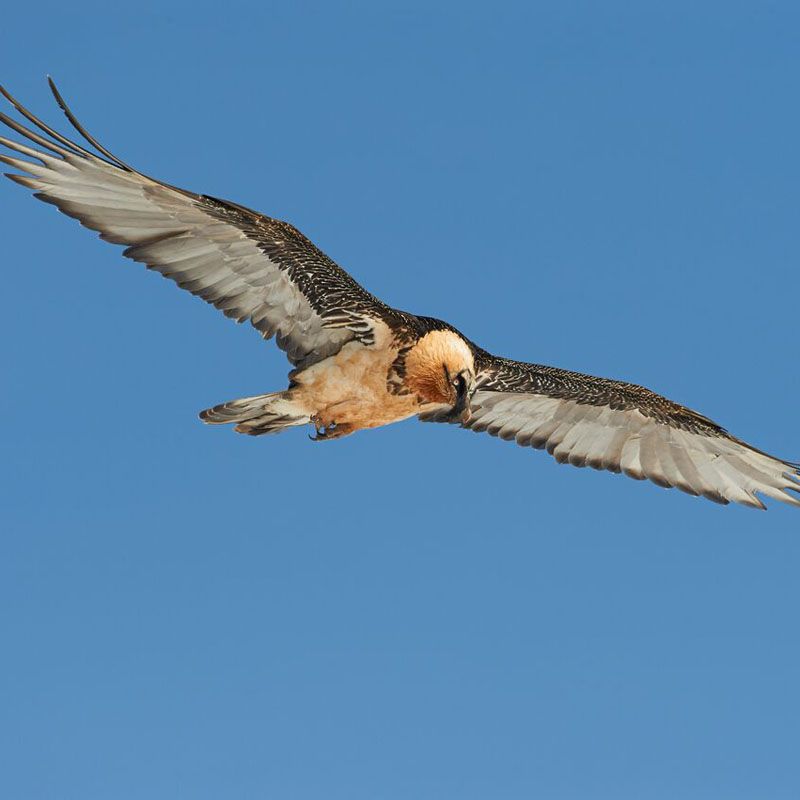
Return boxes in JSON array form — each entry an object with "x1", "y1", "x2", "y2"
[{"x1": 444, "y1": 373, "x2": 475, "y2": 423}]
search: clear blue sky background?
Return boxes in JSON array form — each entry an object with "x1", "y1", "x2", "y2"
[{"x1": 1, "y1": 2, "x2": 799, "y2": 798}]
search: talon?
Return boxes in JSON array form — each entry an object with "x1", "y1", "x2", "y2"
[
  {"x1": 309, "y1": 416, "x2": 327, "y2": 441},
  {"x1": 309, "y1": 415, "x2": 352, "y2": 441}
]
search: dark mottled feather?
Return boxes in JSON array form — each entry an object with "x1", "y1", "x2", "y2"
[{"x1": 0, "y1": 80, "x2": 400, "y2": 368}]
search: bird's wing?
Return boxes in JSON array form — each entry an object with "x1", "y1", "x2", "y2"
[
  {"x1": 425, "y1": 351, "x2": 800, "y2": 509},
  {"x1": 0, "y1": 80, "x2": 389, "y2": 368}
]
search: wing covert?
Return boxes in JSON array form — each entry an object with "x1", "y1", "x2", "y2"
[
  {"x1": 0, "y1": 80, "x2": 388, "y2": 368},
  {"x1": 458, "y1": 352, "x2": 800, "y2": 509}
]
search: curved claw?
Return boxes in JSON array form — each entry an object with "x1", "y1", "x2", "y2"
[{"x1": 309, "y1": 419, "x2": 336, "y2": 441}]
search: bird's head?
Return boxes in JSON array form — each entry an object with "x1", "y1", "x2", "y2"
[{"x1": 405, "y1": 330, "x2": 476, "y2": 421}]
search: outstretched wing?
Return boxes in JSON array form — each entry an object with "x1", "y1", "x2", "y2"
[
  {"x1": 454, "y1": 352, "x2": 799, "y2": 509},
  {"x1": 0, "y1": 79, "x2": 388, "y2": 368}
]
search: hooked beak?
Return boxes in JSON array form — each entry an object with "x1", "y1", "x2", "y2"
[{"x1": 443, "y1": 372, "x2": 476, "y2": 423}]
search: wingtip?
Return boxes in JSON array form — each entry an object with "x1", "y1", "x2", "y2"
[
  {"x1": 0, "y1": 83, "x2": 14, "y2": 105},
  {"x1": 47, "y1": 75, "x2": 66, "y2": 110}
]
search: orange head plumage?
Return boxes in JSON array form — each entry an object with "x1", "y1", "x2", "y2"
[{"x1": 404, "y1": 330, "x2": 476, "y2": 416}]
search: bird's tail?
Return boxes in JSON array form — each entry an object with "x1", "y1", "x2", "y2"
[{"x1": 199, "y1": 391, "x2": 310, "y2": 436}]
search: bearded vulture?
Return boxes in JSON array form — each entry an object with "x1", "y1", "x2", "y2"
[{"x1": 1, "y1": 79, "x2": 797, "y2": 510}]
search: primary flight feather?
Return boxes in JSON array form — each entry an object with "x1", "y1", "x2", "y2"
[{"x1": 1, "y1": 79, "x2": 798, "y2": 510}]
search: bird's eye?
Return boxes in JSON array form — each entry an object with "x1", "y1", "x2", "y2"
[{"x1": 453, "y1": 374, "x2": 466, "y2": 390}]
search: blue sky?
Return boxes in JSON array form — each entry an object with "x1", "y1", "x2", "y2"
[{"x1": 1, "y1": 2, "x2": 799, "y2": 797}]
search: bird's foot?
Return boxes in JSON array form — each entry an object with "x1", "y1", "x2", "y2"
[{"x1": 309, "y1": 416, "x2": 355, "y2": 441}]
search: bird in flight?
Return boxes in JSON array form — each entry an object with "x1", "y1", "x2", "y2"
[{"x1": 1, "y1": 80, "x2": 797, "y2": 510}]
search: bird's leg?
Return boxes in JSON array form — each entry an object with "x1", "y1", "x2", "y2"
[
  {"x1": 309, "y1": 414, "x2": 355, "y2": 442},
  {"x1": 309, "y1": 414, "x2": 328, "y2": 440}
]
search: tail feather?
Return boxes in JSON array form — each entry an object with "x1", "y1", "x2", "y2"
[{"x1": 199, "y1": 391, "x2": 309, "y2": 436}]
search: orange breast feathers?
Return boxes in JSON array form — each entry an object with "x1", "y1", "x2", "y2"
[{"x1": 403, "y1": 330, "x2": 475, "y2": 405}]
